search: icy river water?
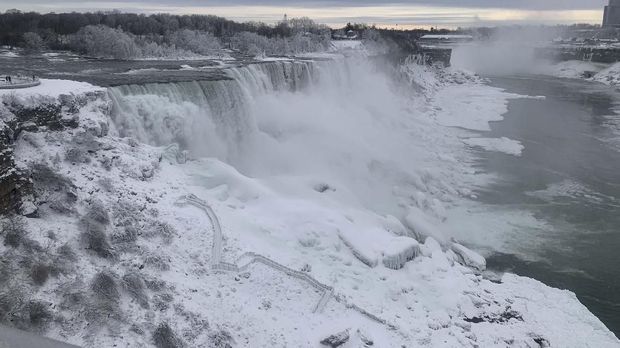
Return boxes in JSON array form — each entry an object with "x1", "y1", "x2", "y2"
[{"x1": 480, "y1": 75, "x2": 620, "y2": 337}]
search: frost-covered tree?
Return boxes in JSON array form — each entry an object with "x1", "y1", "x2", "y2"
[
  {"x1": 231, "y1": 31, "x2": 272, "y2": 57},
  {"x1": 137, "y1": 39, "x2": 197, "y2": 59},
  {"x1": 288, "y1": 32, "x2": 330, "y2": 54},
  {"x1": 167, "y1": 29, "x2": 221, "y2": 56},
  {"x1": 231, "y1": 29, "x2": 329, "y2": 57},
  {"x1": 70, "y1": 25, "x2": 140, "y2": 59}
]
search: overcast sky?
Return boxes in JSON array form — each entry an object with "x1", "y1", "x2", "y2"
[{"x1": 0, "y1": 0, "x2": 608, "y2": 28}]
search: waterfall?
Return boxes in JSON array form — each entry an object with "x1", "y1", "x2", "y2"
[
  {"x1": 227, "y1": 60, "x2": 316, "y2": 96},
  {"x1": 108, "y1": 60, "x2": 318, "y2": 163},
  {"x1": 106, "y1": 57, "x2": 449, "y2": 216}
]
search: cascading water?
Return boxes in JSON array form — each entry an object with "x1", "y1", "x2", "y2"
[
  {"x1": 107, "y1": 57, "x2": 469, "y2": 219},
  {"x1": 108, "y1": 61, "x2": 316, "y2": 163}
]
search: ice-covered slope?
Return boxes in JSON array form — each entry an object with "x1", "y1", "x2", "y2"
[{"x1": 0, "y1": 58, "x2": 618, "y2": 347}]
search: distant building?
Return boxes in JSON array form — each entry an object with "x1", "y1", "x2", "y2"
[
  {"x1": 332, "y1": 30, "x2": 359, "y2": 40},
  {"x1": 603, "y1": 0, "x2": 620, "y2": 28}
]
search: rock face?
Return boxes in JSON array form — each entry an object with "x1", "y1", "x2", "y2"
[
  {"x1": 0, "y1": 91, "x2": 107, "y2": 215},
  {"x1": 320, "y1": 329, "x2": 350, "y2": 348}
]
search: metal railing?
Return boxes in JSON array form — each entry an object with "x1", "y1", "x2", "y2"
[{"x1": 175, "y1": 193, "x2": 398, "y2": 328}]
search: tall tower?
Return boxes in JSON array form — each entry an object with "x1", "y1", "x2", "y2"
[{"x1": 603, "y1": 0, "x2": 620, "y2": 28}]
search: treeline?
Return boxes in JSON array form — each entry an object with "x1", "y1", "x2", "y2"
[{"x1": 0, "y1": 10, "x2": 332, "y2": 58}]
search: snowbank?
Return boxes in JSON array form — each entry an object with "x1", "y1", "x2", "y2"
[
  {"x1": 338, "y1": 228, "x2": 421, "y2": 270},
  {"x1": 592, "y1": 62, "x2": 620, "y2": 86},
  {"x1": 546, "y1": 60, "x2": 607, "y2": 79},
  {"x1": 382, "y1": 237, "x2": 420, "y2": 270},
  {"x1": 542, "y1": 60, "x2": 620, "y2": 87},
  {"x1": 338, "y1": 228, "x2": 380, "y2": 268}
]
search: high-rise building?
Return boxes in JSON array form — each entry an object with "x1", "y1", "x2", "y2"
[{"x1": 603, "y1": 0, "x2": 620, "y2": 28}]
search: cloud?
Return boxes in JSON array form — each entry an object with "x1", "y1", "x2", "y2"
[
  {"x1": 0, "y1": 0, "x2": 606, "y2": 28},
  {"x1": 0, "y1": 0, "x2": 608, "y2": 11}
]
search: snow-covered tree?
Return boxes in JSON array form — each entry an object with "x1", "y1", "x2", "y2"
[
  {"x1": 231, "y1": 31, "x2": 272, "y2": 57},
  {"x1": 166, "y1": 29, "x2": 221, "y2": 56},
  {"x1": 70, "y1": 25, "x2": 140, "y2": 59},
  {"x1": 22, "y1": 32, "x2": 45, "y2": 51}
]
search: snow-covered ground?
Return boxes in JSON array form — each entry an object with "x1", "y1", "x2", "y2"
[
  {"x1": 539, "y1": 59, "x2": 620, "y2": 87},
  {"x1": 1, "y1": 57, "x2": 618, "y2": 348},
  {"x1": 544, "y1": 60, "x2": 608, "y2": 80},
  {"x1": 0, "y1": 79, "x2": 104, "y2": 99},
  {"x1": 592, "y1": 62, "x2": 620, "y2": 86}
]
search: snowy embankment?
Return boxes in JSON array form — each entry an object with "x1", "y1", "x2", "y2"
[
  {"x1": 592, "y1": 62, "x2": 620, "y2": 86},
  {"x1": 544, "y1": 59, "x2": 620, "y2": 86},
  {"x1": 0, "y1": 58, "x2": 618, "y2": 348},
  {"x1": 544, "y1": 60, "x2": 607, "y2": 79}
]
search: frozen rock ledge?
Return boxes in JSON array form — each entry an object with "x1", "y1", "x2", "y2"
[{"x1": 451, "y1": 243, "x2": 487, "y2": 271}]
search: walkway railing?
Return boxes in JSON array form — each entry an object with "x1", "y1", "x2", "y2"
[{"x1": 174, "y1": 194, "x2": 398, "y2": 328}]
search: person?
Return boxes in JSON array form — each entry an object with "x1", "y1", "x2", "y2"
[
  {"x1": 32, "y1": 75, "x2": 36, "y2": 81},
  {"x1": 7, "y1": 76, "x2": 11, "y2": 84}
]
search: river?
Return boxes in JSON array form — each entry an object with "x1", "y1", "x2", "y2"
[{"x1": 478, "y1": 75, "x2": 620, "y2": 337}]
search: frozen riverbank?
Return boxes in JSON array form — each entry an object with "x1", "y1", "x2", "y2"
[
  {"x1": 530, "y1": 59, "x2": 620, "y2": 87},
  {"x1": 458, "y1": 74, "x2": 620, "y2": 338},
  {"x1": 0, "y1": 57, "x2": 618, "y2": 347}
]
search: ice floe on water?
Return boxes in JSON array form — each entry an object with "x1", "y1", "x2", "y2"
[
  {"x1": 463, "y1": 137, "x2": 524, "y2": 156},
  {"x1": 527, "y1": 179, "x2": 619, "y2": 206}
]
